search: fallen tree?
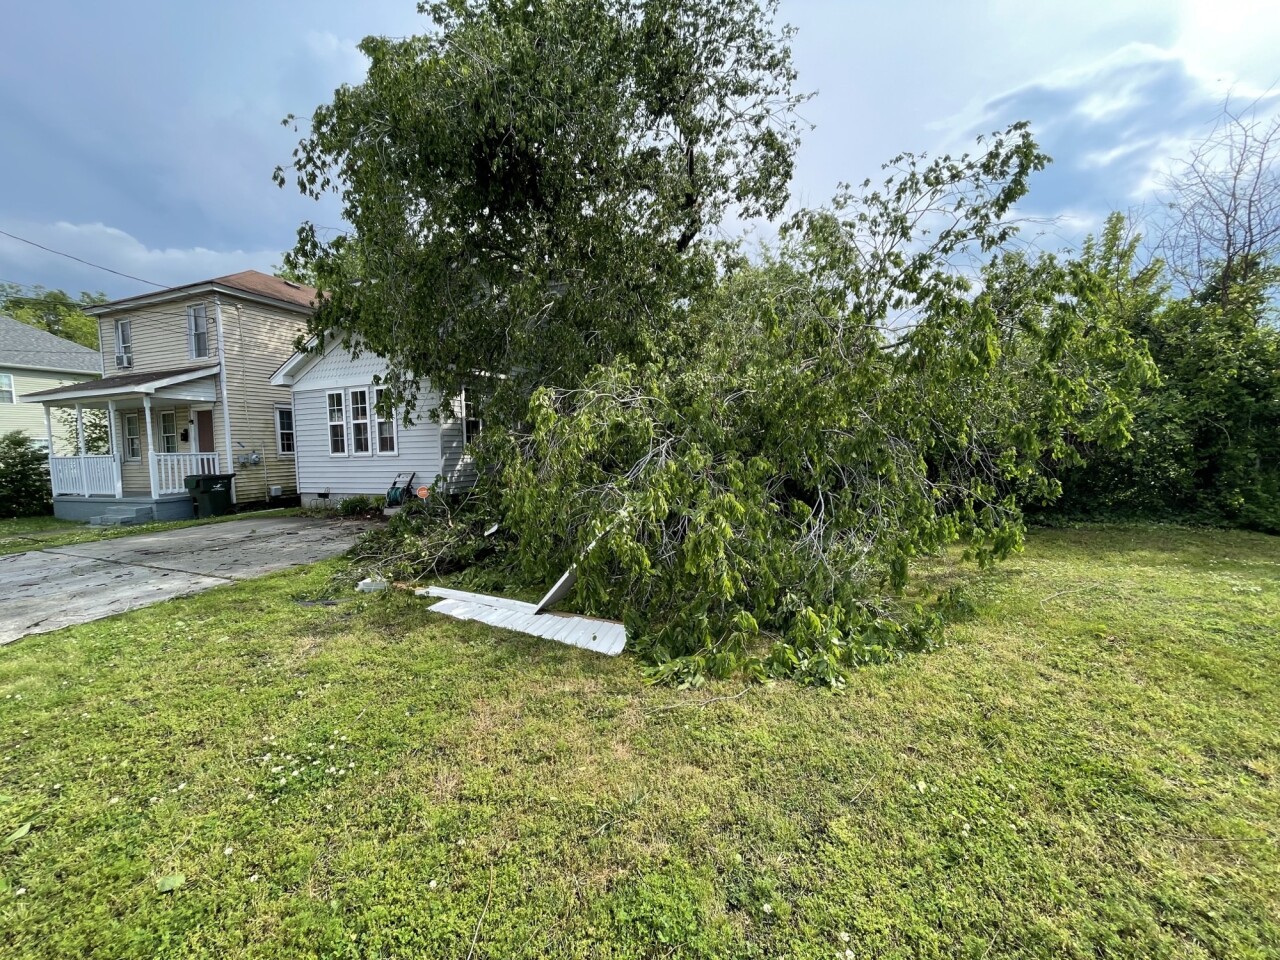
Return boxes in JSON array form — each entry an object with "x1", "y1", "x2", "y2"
[
  {"x1": 283, "y1": 3, "x2": 1151, "y2": 684},
  {"x1": 483, "y1": 127, "x2": 1150, "y2": 684}
]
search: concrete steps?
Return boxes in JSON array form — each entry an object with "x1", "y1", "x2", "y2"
[{"x1": 88, "y1": 505, "x2": 156, "y2": 527}]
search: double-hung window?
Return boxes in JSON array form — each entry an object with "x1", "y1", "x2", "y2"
[
  {"x1": 188, "y1": 304, "x2": 211, "y2": 359},
  {"x1": 159, "y1": 411, "x2": 178, "y2": 453},
  {"x1": 275, "y1": 405, "x2": 295, "y2": 456},
  {"x1": 115, "y1": 319, "x2": 133, "y2": 369},
  {"x1": 327, "y1": 392, "x2": 347, "y2": 455},
  {"x1": 461, "y1": 388, "x2": 484, "y2": 446},
  {"x1": 349, "y1": 388, "x2": 371, "y2": 454},
  {"x1": 0, "y1": 373, "x2": 13, "y2": 404},
  {"x1": 124, "y1": 414, "x2": 141, "y2": 460},
  {"x1": 375, "y1": 387, "x2": 397, "y2": 454}
]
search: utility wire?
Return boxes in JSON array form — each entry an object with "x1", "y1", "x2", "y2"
[{"x1": 0, "y1": 228, "x2": 166, "y2": 288}]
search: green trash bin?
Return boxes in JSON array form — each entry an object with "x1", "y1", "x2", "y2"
[{"x1": 184, "y1": 473, "x2": 236, "y2": 518}]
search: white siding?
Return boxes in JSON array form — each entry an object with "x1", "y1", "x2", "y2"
[
  {"x1": 290, "y1": 341, "x2": 451, "y2": 498},
  {"x1": 440, "y1": 394, "x2": 478, "y2": 492}
]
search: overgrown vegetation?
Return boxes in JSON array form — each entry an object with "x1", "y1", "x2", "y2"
[
  {"x1": 286, "y1": 4, "x2": 1276, "y2": 683},
  {"x1": 1, "y1": 526, "x2": 1277, "y2": 958},
  {"x1": 0, "y1": 432, "x2": 52, "y2": 519}
]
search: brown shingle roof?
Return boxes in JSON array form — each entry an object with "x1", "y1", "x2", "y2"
[
  {"x1": 210, "y1": 271, "x2": 319, "y2": 309},
  {"x1": 90, "y1": 270, "x2": 319, "y2": 313}
]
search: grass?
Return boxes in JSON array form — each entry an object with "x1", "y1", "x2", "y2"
[
  {"x1": 0, "y1": 524, "x2": 1277, "y2": 958},
  {"x1": 0, "y1": 508, "x2": 303, "y2": 557}
]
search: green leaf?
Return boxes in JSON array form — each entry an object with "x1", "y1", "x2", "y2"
[
  {"x1": 4, "y1": 822, "x2": 31, "y2": 846},
  {"x1": 156, "y1": 874, "x2": 185, "y2": 893}
]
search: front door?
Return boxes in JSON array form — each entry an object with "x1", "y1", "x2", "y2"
[{"x1": 196, "y1": 410, "x2": 216, "y2": 453}]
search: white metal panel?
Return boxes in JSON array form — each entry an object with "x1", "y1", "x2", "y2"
[{"x1": 423, "y1": 586, "x2": 627, "y2": 656}]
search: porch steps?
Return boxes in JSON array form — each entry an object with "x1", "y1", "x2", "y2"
[{"x1": 88, "y1": 505, "x2": 156, "y2": 527}]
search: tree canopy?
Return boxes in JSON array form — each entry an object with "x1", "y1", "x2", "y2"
[
  {"x1": 279, "y1": 0, "x2": 809, "y2": 417},
  {"x1": 0, "y1": 284, "x2": 106, "y2": 350}
]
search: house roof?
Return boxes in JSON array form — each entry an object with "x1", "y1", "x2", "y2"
[
  {"x1": 20, "y1": 363, "x2": 219, "y2": 403},
  {"x1": 85, "y1": 270, "x2": 319, "y2": 316},
  {"x1": 0, "y1": 315, "x2": 103, "y2": 375}
]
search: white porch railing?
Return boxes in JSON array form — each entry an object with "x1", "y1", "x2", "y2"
[
  {"x1": 153, "y1": 452, "x2": 221, "y2": 495},
  {"x1": 49, "y1": 455, "x2": 118, "y2": 497}
]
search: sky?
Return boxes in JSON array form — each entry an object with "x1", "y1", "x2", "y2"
[{"x1": 1, "y1": 0, "x2": 1278, "y2": 299}]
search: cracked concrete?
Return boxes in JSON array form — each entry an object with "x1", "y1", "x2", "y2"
[{"x1": 0, "y1": 516, "x2": 367, "y2": 645}]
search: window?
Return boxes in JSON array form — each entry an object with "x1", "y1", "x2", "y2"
[
  {"x1": 124, "y1": 414, "x2": 141, "y2": 460},
  {"x1": 159, "y1": 411, "x2": 177, "y2": 454},
  {"x1": 188, "y1": 304, "x2": 211, "y2": 358},
  {"x1": 349, "y1": 388, "x2": 371, "y2": 454},
  {"x1": 327, "y1": 392, "x2": 346, "y2": 455},
  {"x1": 114, "y1": 319, "x2": 133, "y2": 369},
  {"x1": 375, "y1": 387, "x2": 397, "y2": 454},
  {"x1": 0, "y1": 373, "x2": 13, "y2": 404},
  {"x1": 275, "y1": 405, "x2": 295, "y2": 456},
  {"x1": 462, "y1": 387, "x2": 484, "y2": 446}
]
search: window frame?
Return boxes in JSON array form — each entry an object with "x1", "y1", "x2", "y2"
[
  {"x1": 274, "y1": 404, "x2": 295, "y2": 457},
  {"x1": 326, "y1": 391, "x2": 347, "y2": 457},
  {"x1": 374, "y1": 387, "x2": 398, "y2": 455},
  {"x1": 348, "y1": 387, "x2": 372, "y2": 456},
  {"x1": 123, "y1": 413, "x2": 141, "y2": 461},
  {"x1": 0, "y1": 373, "x2": 13, "y2": 404},
  {"x1": 114, "y1": 318, "x2": 133, "y2": 369},
  {"x1": 461, "y1": 387, "x2": 484, "y2": 447},
  {"x1": 158, "y1": 410, "x2": 178, "y2": 454},
  {"x1": 187, "y1": 303, "x2": 211, "y2": 359}
]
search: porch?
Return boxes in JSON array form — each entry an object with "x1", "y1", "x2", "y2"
[{"x1": 21, "y1": 363, "x2": 229, "y2": 522}]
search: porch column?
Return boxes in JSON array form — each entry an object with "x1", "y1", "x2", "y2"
[
  {"x1": 106, "y1": 400, "x2": 123, "y2": 499},
  {"x1": 142, "y1": 394, "x2": 158, "y2": 500},
  {"x1": 75, "y1": 403, "x2": 88, "y2": 497},
  {"x1": 43, "y1": 406, "x2": 56, "y2": 496}
]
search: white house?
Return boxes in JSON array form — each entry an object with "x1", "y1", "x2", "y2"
[{"x1": 269, "y1": 336, "x2": 481, "y2": 502}]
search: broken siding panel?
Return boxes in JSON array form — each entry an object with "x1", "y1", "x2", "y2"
[{"x1": 220, "y1": 299, "x2": 307, "y2": 501}]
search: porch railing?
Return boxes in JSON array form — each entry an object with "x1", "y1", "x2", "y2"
[
  {"x1": 153, "y1": 452, "x2": 221, "y2": 496},
  {"x1": 49, "y1": 455, "x2": 118, "y2": 497}
]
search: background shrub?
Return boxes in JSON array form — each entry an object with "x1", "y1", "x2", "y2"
[{"x1": 0, "y1": 431, "x2": 52, "y2": 518}]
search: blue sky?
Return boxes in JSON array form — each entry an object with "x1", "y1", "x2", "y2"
[{"x1": 1, "y1": 0, "x2": 1277, "y2": 298}]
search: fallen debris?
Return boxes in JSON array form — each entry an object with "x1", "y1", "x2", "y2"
[{"x1": 417, "y1": 585, "x2": 626, "y2": 656}]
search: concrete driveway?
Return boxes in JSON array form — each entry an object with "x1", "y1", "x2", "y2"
[{"x1": 0, "y1": 516, "x2": 367, "y2": 645}]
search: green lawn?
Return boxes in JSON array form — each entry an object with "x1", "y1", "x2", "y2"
[
  {"x1": 0, "y1": 508, "x2": 302, "y2": 557},
  {"x1": 0, "y1": 526, "x2": 1276, "y2": 958}
]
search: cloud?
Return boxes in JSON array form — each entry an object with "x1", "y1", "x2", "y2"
[
  {"x1": 0, "y1": 220, "x2": 282, "y2": 298},
  {"x1": 928, "y1": 42, "x2": 1280, "y2": 250}
]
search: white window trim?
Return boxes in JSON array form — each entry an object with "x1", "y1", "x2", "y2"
[
  {"x1": 187, "y1": 303, "x2": 211, "y2": 360},
  {"x1": 327, "y1": 391, "x2": 348, "y2": 457},
  {"x1": 348, "y1": 387, "x2": 373, "y2": 457},
  {"x1": 374, "y1": 387, "x2": 398, "y2": 457},
  {"x1": 114, "y1": 318, "x2": 133, "y2": 369},
  {"x1": 0, "y1": 373, "x2": 13, "y2": 404},
  {"x1": 274, "y1": 403, "x2": 295, "y2": 457},
  {"x1": 461, "y1": 387, "x2": 483, "y2": 447},
  {"x1": 158, "y1": 410, "x2": 178, "y2": 454},
  {"x1": 123, "y1": 413, "x2": 141, "y2": 461}
]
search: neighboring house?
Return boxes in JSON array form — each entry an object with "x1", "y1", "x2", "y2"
[
  {"x1": 22, "y1": 271, "x2": 315, "y2": 522},
  {"x1": 270, "y1": 335, "x2": 482, "y2": 501},
  {"x1": 0, "y1": 315, "x2": 102, "y2": 452}
]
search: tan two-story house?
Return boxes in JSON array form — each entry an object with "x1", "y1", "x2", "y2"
[{"x1": 22, "y1": 271, "x2": 315, "y2": 522}]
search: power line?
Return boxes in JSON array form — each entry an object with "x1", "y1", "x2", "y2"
[{"x1": 0, "y1": 228, "x2": 166, "y2": 289}]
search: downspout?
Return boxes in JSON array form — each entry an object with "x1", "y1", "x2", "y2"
[
  {"x1": 235, "y1": 304, "x2": 267, "y2": 495},
  {"x1": 214, "y1": 296, "x2": 236, "y2": 501}
]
